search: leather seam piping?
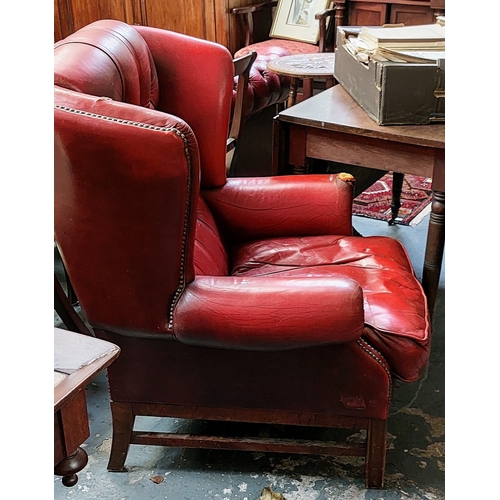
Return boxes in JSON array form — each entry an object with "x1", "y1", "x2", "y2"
[{"x1": 356, "y1": 338, "x2": 392, "y2": 402}]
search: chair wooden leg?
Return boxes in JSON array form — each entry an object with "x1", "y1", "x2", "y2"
[
  {"x1": 54, "y1": 274, "x2": 94, "y2": 336},
  {"x1": 302, "y1": 78, "x2": 313, "y2": 100},
  {"x1": 64, "y1": 266, "x2": 78, "y2": 306},
  {"x1": 287, "y1": 77, "x2": 299, "y2": 107},
  {"x1": 365, "y1": 418, "x2": 387, "y2": 489},
  {"x1": 108, "y1": 402, "x2": 135, "y2": 472}
]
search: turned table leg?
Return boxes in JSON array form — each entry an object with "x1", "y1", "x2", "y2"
[
  {"x1": 287, "y1": 77, "x2": 299, "y2": 108},
  {"x1": 302, "y1": 78, "x2": 313, "y2": 100},
  {"x1": 54, "y1": 447, "x2": 88, "y2": 486},
  {"x1": 389, "y1": 172, "x2": 404, "y2": 225},
  {"x1": 422, "y1": 190, "x2": 445, "y2": 317}
]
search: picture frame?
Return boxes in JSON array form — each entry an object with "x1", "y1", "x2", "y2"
[{"x1": 270, "y1": 0, "x2": 332, "y2": 45}]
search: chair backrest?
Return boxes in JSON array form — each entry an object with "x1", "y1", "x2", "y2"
[
  {"x1": 54, "y1": 20, "x2": 234, "y2": 336},
  {"x1": 54, "y1": 20, "x2": 159, "y2": 108},
  {"x1": 55, "y1": 20, "x2": 235, "y2": 190},
  {"x1": 134, "y1": 24, "x2": 234, "y2": 190}
]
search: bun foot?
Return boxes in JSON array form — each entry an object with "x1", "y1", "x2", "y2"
[{"x1": 54, "y1": 447, "x2": 88, "y2": 487}]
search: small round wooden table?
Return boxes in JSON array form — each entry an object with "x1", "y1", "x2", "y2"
[{"x1": 267, "y1": 52, "x2": 336, "y2": 108}]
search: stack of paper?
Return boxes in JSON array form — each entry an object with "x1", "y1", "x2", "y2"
[
  {"x1": 359, "y1": 24, "x2": 445, "y2": 51},
  {"x1": 373, "y1": 47, "x2": 445, "y2": 63},
  {"x1": 345, "y1": 23, "x2": 445, "y2": 64}
]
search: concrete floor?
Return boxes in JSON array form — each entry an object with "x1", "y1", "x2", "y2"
[{"x1": 54, "y1": 108, "x2": 445, "y2": 500}]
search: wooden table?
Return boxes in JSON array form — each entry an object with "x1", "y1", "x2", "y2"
[
  {"x1": 54, "y1": 328, "x2": 120, "y2": 486},
  {"x1": 267, "y1": 52, "x2": 336, "y2": 108},
  {"x1": 272, "y1": 85, "x2": 444, "y2": 316}
]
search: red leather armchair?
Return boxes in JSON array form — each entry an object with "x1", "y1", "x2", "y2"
[{"x1": 54, "y1": 20, "x2": 430, "y2": 488}]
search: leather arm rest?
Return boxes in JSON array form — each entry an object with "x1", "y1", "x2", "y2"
[
  {"x1": 203, "y1": 174, "x2": 354, "y2": 243},
  {"x1": 173, "y1": 275, "x2": 365, "y2": 350}
]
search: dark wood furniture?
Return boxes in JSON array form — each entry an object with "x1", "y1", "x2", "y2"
[
  {"x1": 336, "y1": 0, "x2": 444, "y2": 27},
  {"x1": 273, "y1": 84, "x2": 444, "y2": 316},
  {"x1": 227, "y1": 51, "x2": 258, "y2": 174},
  {"x1": 54, "y1": 0, "x2": 255, "y2": 54},
  {"x1": 54, "y1": 0, "x2": 445, "y2": 54},
  {"x1": 54, "y1": 328, "x2": 120, "y2": 486},
  {"x1": 231, "y1": 1, "x2": 341, "y2": 53},
  {"x1": 54, "y1": 272, "x2": 94, "y2": 336},
  {"x1": 231, "y1": 1, "x2": 340, "y2": 114}
]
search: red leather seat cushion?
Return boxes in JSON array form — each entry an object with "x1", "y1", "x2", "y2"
[
  {"x1": 234, "y1": 40, "x2": 320, "y2": 59},
  {"x1": 230, "y1": 234, "x2": 430, "y2": 382}
]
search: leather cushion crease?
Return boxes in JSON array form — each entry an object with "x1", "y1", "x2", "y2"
[
  {"x1": 173, "y1": 275, "x2": 366, "y2": 351},
  {"x1": 229, "y1": 235, "x2": 430, "y2": 382},
  {"x1": 194, "y1": 197, "x2": 230, "y2": 277}
]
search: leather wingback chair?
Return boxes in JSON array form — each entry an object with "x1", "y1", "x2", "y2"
[{"x1": 54, "y1": 20, "x2": 431, "y2": 488}]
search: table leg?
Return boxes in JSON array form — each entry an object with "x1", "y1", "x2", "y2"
[
  {"x1": 54, "y1": 447, "x2": 88, "y2": 486},
  {"x1": 287, "y1": 77, "x2": 299, "y2": 108},
  {"x1": 302, "y1": 79, "x2": 313, "y2": 100},
  {"x1": 389, "y1": 172, "x2": 404, "y2": 225},
  {"x1": 422, "y1": 190, "x2": 445, "y2": 317},
  {"x1": 288, "y1": 125, "x2": 308, "y2": 174},
  {"x1": 326, "y1": 76, "x2": 336, "y2": 88}
]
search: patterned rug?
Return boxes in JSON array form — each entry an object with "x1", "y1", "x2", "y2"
[{"x1": 352, "y1": 172, "x2": 433, "y2": 226}]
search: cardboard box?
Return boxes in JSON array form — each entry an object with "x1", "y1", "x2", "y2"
[{"x1": 333, "y1": 27, "x2": 445, "y2": 125}]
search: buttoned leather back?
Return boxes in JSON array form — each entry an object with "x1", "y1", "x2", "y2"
[{"x1": 54, "y1": 20, "x2": 159, "y2": 109}]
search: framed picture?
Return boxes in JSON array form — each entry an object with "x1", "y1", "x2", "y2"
[{"x1": 270, "y1": 0, "x2": 332, "y2": 45}]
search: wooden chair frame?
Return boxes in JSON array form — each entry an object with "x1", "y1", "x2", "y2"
[
  {"x1": 231, "y1": 0, "x2": 346, "y2": 53},
  {"x1": 226, "y1": 51, "x2": 257, "y2": 174},
  {"x1": 107, "y1": 400, "x2": 388, "y2": 488}
]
